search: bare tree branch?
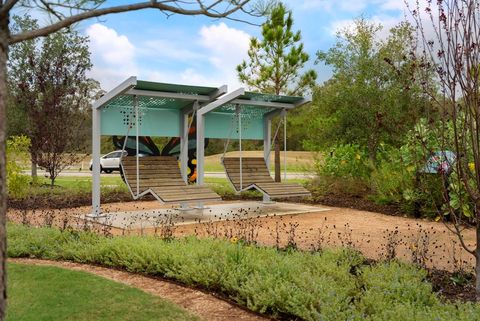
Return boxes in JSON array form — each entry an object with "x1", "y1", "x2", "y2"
[
  {"x1": 0, "y1": 0, "x2": 19, "y2": 16},
  {"x1": 39, "y1": 0, "x2": 63, "y2": 21},
  {"x1": 8, "y1": 0, "x2": 251, "y2": 44}
]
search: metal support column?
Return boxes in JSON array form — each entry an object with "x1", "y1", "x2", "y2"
[
  {"x1": 263, "y1": 113, "x2": 272, "y2": 203},
  {"x1": 91, "y1": 106, "x2": 102, "y2": 217},
  {"x1": 196, "y1": 112, "x2": 205, "y2": 185},
  {"x1": 134, "y1": 95, "x2": 140, "y2": 196},
  {"x1": 236, "y1": 105, "x2": 243, "y2": 190},
  {"x1": 264, "y1": 116, "x2": 272, "y2": 170},
  {"x1": 283, "y1": 109, "x2": 287, "y2": 181},
  {"x1": 180, "y1": 106, "x2": 190, "y2": 183}
]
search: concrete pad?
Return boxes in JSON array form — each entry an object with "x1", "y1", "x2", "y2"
[{"x1": 81, "y1": 201, "x2": 329, "y2": 230}]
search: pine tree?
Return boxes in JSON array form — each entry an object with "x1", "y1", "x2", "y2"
[{"x1": 237, "y1": 3, "x2": 316, "y2": 181}]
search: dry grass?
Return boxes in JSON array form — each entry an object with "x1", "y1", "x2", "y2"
[{"x1": 205, "y1": 151, "x2": 317, "y2": 172}]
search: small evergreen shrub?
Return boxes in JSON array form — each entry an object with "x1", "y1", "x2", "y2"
[{"x1": 7, "y1": 224, "x2": 480, "y2": 321}]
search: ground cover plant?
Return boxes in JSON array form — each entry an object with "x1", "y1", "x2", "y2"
[
  {"x1": 6, "y1": 262, "x2": 199, "y2": 321},
  {"x1": 7, "y1": 175, "x2": 311, "y2": 209},
  {"x1": 7, "y1": 223, "x2": 480, "y2": 321},
  {"x1": 7, "y1": 175, "x2": 131, "y2": 209}
]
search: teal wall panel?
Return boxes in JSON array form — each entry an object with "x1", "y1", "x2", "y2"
[
  {"x1": 204, "y1": 112, "x2": 264, "y2": 140},
  {"x1": 101, "y1": 106, "x2": 180, "y2": 137}
]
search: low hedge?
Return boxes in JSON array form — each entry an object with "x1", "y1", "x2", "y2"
[{"x1": 7, "y1": 224, "x2": 480, "y2": 321}]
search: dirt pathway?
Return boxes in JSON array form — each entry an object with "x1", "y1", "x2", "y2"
[
  {"x1": 10, "y1": 258, "x2": 269, "y2": 321},
  {"x1": 163, "y1": 206, "x2": 477, "y2": 272},
  {"x1": 8, "y1": 200, "x2": 477, "y2": 272}
]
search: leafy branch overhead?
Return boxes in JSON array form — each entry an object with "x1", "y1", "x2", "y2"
[
  {"x1": 237, "y1": 2, "x2": 316, "y2": 96},
  {"x1": 4, "y1": 0, "x2": 264, "y2": 44}
]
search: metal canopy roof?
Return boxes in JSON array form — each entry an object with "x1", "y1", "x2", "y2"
[
  {"x1": 238, "y1": 92, "x2": 305, "y2": 104},
  {"x1": 94, "y1": 77, "x2": 226, "y2": 111},
  {"x1": 133, "y1": 80, "x2": 218, "y2": 96},
  {"x1": 94, "y1": 77, "x2": 310, "y2": 113}
]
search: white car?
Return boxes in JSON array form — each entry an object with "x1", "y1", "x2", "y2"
[{"x1": 89, "y1": 150, "x2": 128, "y2": 174}]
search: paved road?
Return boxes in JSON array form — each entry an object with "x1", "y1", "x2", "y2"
[{"x1": 23, "y1": 170, "x2": 315, "y2": 180}]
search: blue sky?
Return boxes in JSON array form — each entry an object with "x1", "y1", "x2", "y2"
[{"x1": 67, "y1": 0, "x2": 409, "y2": 91}]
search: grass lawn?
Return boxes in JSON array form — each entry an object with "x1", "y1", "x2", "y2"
[
  {"x1": 32, "y1": 176, "x2": 309, "y2": 195},
  {"x1": 25, "y1": 176, "x2": 128, "y2": 198},
  {"x1": 204, "y1": 150, "x2": 316, "y2": 172},
  {"x1": 6, "y1": 263, "x2": 199, "y2": 321},
  {"x1": 36, "y1": 176, "x2": 125, "y2": 189},
  {"x1": 11, "y1": 171, "x2": 311, "y2": 204},
  {"x1": 22, "y1": 151, "x2": 317, "y2": 173}
]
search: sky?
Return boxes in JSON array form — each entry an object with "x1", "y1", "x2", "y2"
[{"x1": 63, "y1": 0, "x2": 413, "y2": 91}]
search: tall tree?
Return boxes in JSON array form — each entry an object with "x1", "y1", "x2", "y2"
[
  {"x1": 310, "y1": 19, "x2": 426, "y2": 163},
  {"x1": 0, "y1": 1, "x2": 261, "y2": 319},
  {"x1": 9, "y1": 16, "x2": 100, "y2": 185},
  {"x1": 237, "y1": 2, "x2": 316, "y2": 181},
  {"x1": 409, "y1": 0, "x2": 480, "y2": 298}
]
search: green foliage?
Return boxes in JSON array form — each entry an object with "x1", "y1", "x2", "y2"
[
  {"x1": 314, "y1": 123, "x2": 461, "y2": 218},
  {"x1": 359, "y1": 262, "x2": 439, "y2": 315},
  {"x1": 308, "y1": 19, "x2": 427, "y2": 161},
  {"x1": 8, "y1": 15, "x2": 102, "y2": 185},
  {"x1": 369, "y1": 145, "x2": 416, "y2": 206},
  {"x1": 9, "y1": 224, "x2": 480, "y2": 321},
  {"x1": 237, "y1": 3, "x2": 316, "y2": 95},
  {"x1": 6, "y1": 136, "x2": 30, "y2": 198},
  {"x1": 357, "y1": 262, "x2": 480, "y2": 321},
  {"x1": 7, "y1": 263, "x2": 199, "y2": 321},
  {"x1": 8, "y1": 224, "x2": 362, "y2": 320},
  {"x1": 318, "y1": 144, "x2": 371, "y2": 180}
]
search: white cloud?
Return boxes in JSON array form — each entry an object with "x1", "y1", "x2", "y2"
[
  {"x1": 198, "y1": 22, "x2": 251, "y2": 88},
  {"x1": 328, "y1": 18, "x2": 357, "y2": 36},
  {"x1": 140, "y1": 69, "x2": 218, "y2": 87},
  {"x1": 86, "y1": 23, "x2": 138, "y2": 91},
  {"x1": 380, "y1": 0, "x2": 407, "y2": 11},
  {"x1": 85, "y1": 22, "x2": 251, "y2": 91},
  {"x1": 140, "y1": 39, "x2": 204, "y2": 62},
  {"x1": 137, "y1": 23, "x2": 251, "y2": 89},
  {"x1": 327, "y1": 14, "x2": 404, "y2": 38}
]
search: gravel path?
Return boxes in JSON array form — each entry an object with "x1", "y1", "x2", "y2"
[{"x1": 8, "y1": 200, "x2": 476, "y2": 272}]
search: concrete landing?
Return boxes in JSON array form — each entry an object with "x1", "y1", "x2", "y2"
[{"x1": 82, "y1": 201, "x2": 329, "y2": 230}]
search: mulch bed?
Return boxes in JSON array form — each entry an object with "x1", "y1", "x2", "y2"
[
  {"x1": 428, "y1": 269, "x2": 477, "y2": 302},
  {"x1": 8, "y1": 191, "x2": 134, "y2": 210},
  {"x1": 310, "y1": 192, "x2": 405, "y2": 217}
]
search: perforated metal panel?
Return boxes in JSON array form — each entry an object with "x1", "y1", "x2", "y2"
[
  {"x1": 97, "y1": 80, "x2": 306, "y2": 139},
  {"x1": 204, "y1": 104, "x2": 273, "y2": 140},
  {"x1": 101, "y1": 105, "x2": 180, "y2": 137}
]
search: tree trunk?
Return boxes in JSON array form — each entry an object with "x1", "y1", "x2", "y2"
[
  {"x1": 367, "y1": 141, "x2": 377, "y2": 167},
  {"x1": 0, "y1": 13, "x2": 9, "y2": 321},
  {"x1": 31, "y1": 157, "x2": 37, "y2": 178},
  {"x1": 476, "y1": 219, "x2": 480, "y2": 300},
  {"x1": 274, "y1": 137, "x2": 281, "y2": 182}
]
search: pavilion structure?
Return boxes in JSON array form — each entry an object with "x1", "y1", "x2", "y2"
[{"x1": 90, "y1": 76, "x2": 310, "y2": 217}]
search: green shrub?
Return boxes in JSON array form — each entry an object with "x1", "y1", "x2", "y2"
[
  {"x1": 8, "y1": 224, "x2": 363, "y2": 321},
  {"x1": 442, "y1": 170, "x2": 476, "y2": 222},
  {"x1": 8, "y1": 224, "x2": 480, "y2": 321},
  {"x1": 6, "y1": 136, "x2": 30, "y2": 198},
  {"x1": 317, "y1": 144, "x2": 371, "y2": 181},
  {"x1": 369, "y1": 145, "x2": 417, "y2": 207},
  {"x1": 362, "y1": 303, "x2": 480, "y2": 321},
  {"x1": 355, "y1": 262, "x2": 480, "y2": 321},
  {"x1": 359, "y1": 261, "x2": 439, "y2": 315}
]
